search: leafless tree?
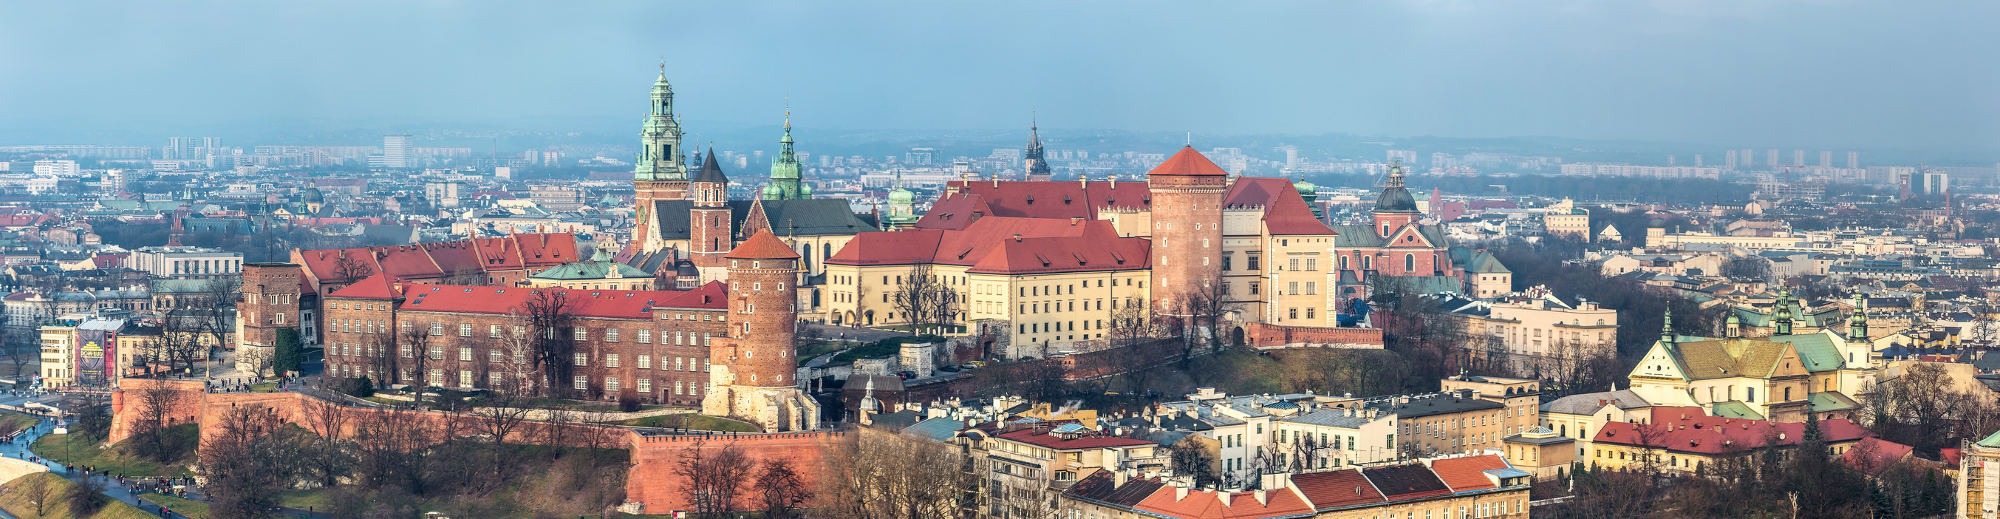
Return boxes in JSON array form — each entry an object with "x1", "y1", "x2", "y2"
[
  {"x1": 238, "y1": 346, "x2": 274, "y2": 379},
  {"x1": 891, "y1": 264, "x2": 959, "y2": 335},
  {"x1": 299, "y1": 394, "x2": 353, "y2": 488},
  {"x1": 332, "y1": 252, "x2": 376, "y2": 285},
  {"x1": 20, "y1": 473, "x2": 54, "y2": 517},
  {"x1": 131, "y1": 379, "x2": 188, "y2": 463},
  {"x1": 471, "y1": 377, "x2": 534, "y2": 491},
  {"x1": 155, "y1": 317, "x2": 207, "y2": 376},
  {"x1": 674, "y1": 437, "x2": 754, "y2": 517},
  {"x1": 369, "y1": 332, "x2": 400, "y2": 387},
  {"x1": 349, "y1": 407, "x2": 437, "y2": 494},
  {"x1": 1168, "y1": 438, "x2": 1220, "y2": 489},
  {"x1": 754, "y1": 458, "x2": 812, "y2": 519},
  {"x1": 196, "y1": 276, "x2": 241, "y2": 358},
  {"x1": 202, "y1": 404, "x2": 308, "y2": 518},
  {"x1": 1106, "y1": 298, "x2": 1150, "y2": 350},
  {"x1": 401, "y1": 323, "x2": 435, "y2": 389},
  {"x1": 1289, "y1": 432, "x2": 1325, "y2": 472},
  {"x1": 819, "y1": 430, "x2": 977, "y2": 519},
  {"x1": 519, "y1": 289, "x2": 582, "y2": 398}
]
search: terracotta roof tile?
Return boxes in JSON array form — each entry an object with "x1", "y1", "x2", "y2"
[
  {"x1": 1291, "y1": 469, "x2": 1384, "y2": 509},
  {"x1": 725, "y1": 230, "x2": 800, "y2": 259},
  {"x1": 1148, "y1": 147, "x2": 1229, "y2": 177},
  {"x1": 1428, "y1": 455, "x2": 1508, "y2": 492},
  {"x1": 1133, "y1": 486, "x2": 1315, "y2": 519}
]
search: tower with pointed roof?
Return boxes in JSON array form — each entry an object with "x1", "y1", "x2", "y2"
[
  {"x1": 763, "y1": 106, "x2": 809, "y2": 201},
  {"x1": 1024, "y1": 117, "x2": 1053, "y2": 181},
  {"x1": 702, "y1": 230, "x2": 819, "y2": 431},
  {"x1": 1775, "y1": 290, "x2": 1795, "y2": 336},
  {"x1": 633, "y1": 66, "x2": 692, "y2": 253},
  {"x1": 689, "y1": 150, "x2": 733, "y2": 280},
  {"x1": 1848, "y1": 293, "x2": 1868, "y2": 342},
  {"x1": 1147, "y1": 146, "x2": 1229, "y2": 316}
]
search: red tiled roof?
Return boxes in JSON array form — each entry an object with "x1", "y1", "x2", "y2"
[
  {"x1": 924, "y1": 180, "x2": 1151, "y2": 224},
  {"x1": 1290, "y1": 469, "x2": 1384, "y2": 509},
  {"x1": 1148, "y1": 147, "x2": 1229, "y2": 177},
  {"x1": 1134, "y1": 486, "x2": 1314, "y2": 519},
  {"x1": 725, "y1": 230, "x2": 800, "y2": 260},
  {"x1": 1428, "y1": 455, "x2": 1508, "y2": 492},
  {"x1": 824, "y1": 229, "x2": 945, "y2": 266},
  {"x1": 829, "y1": 217, "x2": 1148, "y2": 275},
  {"x1": 992, "y1": 427, "x2": 1152, "y2": 450},
  {"x1": 92, "y1": 253, "x2": 129, "y2": 269},
  {"x1": 966, "y1": 225, "x2": 1150, "y2": 275},
  {"x1": 1841, "y1": 437, "x2": 1914, "y2": 475},
  {"x1": 327, "y1": 273, "x2": 402, "y2": 299},
  {"x1": 296, "y1": 234, "x2": 577, "y2": 287},
  {"x1": 1224, "y1": 178, "x2": 1335, "y2": 236},
  {"x1": 395, "y1": 281, "x2": 723, "y2": 319},
  {"x1": 1594, "y1": 408, "x2": 1871, "y2": 454}
]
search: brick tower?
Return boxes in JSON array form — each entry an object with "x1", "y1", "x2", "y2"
[
  {"x1": 238, "y1": 263, "x2": 304, "y2": 374},
  {"x1": 632, "y1": 65, "x2": 690, "y2": 253},
  {"x1": 702, "y1": 230, "x2": 819, "y2": 431},
  {"x1": 688, "y1": 149, "x2": 733, "y2": 281},
  {"x1": 1146, "y1": 146, "x2": 1229, "y2": 315}
]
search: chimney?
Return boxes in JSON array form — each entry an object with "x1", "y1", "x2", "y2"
[
  {"x1": 1109, "y1": 175, "x2": 1119, "y2": 188},
  {"x1": 1176, "y1": 486, "x2": 1190, "y2": 501},
  {"x1": 1253, "y1": 489, "x2": 1269, "y2": 506},
  {"x1": 1081, "y1": 176, "x2": 1088, "y2": 189}
]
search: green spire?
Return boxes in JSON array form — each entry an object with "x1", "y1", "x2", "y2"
[
  {"x1": 1849, "y1": 293, "x2": 1868, "y2": 341},
  {"x1": 1661, "y1": 306, "x2": 1676, "y2": 344},
  {"x1": 1775, "y1": 290, "x2": 1794, "y2": 336},
  {"x1": 765, "y1": 100, "x2": 804, "y2": 200},
  {"x1": 635, "y1": 63, "x2": 686, "y2": 181}
]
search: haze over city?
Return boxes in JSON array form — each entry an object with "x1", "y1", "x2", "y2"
[{"x1": 6, "y1": 1, "x2": 1999, "y2": 152}]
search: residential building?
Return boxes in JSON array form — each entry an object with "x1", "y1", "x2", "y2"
[
  {"x1": 124, "y1": 246, "x2": 243, "y2": 280},
  {"x1": 1588, "y1": 406, "x2": 1868, "y2": 475},
  {"x1": 1372, "y1": 390, "x2": 1510, "y2": 457}
]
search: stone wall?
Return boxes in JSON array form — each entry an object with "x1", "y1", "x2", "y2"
[
  {"x1": 1243, "y1": 322, "x2": 1385, "y2": 349},
  {"x1": 624, "y1": 430, "x2": 841, "y2": 514}
]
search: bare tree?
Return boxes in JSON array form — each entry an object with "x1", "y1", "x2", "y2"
[
  {"x1": 239, "y1": 346, "x2": 274, "y2": 379},
  {"x1": 20, "y1": 473, "x2": 54, "y2": 517},
  {"x1": 350, "y1": 407, "x2": 437, "y2": 494},
  {"x1": 332, "y1": 252, "x2": 376, "y2": 285},
  {"x1": 1168, "y1": 439, "x2": 1220, "y2": 489},
  {"x1": 1289, "y1": 432, "x2": 1325, "y2": 472},
  {"x1": 471, "y1": 378, "x2": 535, "y2": 491},
  {"x1": 673, "y1": 437, "x2": 754, "y2": 517},
  {"x1": 1106, "y1": 298, "x2": 1150, "y2": 350},
  {"x1": 195, "y1": 276, "x2": 241, "y2": 360},
  {"x1": 891, "y1": 264, "x2": 959, "y2": 336},
  {"x1": 299, "y1": 394, "x2": 353, "y2": 488},
  {"x1": 131, "y1": 379, "x2": 188, "y2": 463},
  {"x1": 155, "y1": 317, "x2": 207, "y2": 376},
  {"x1": 519, "y1": 289, "x2": 582, "y2": 398},
  {"x1": 819, "y1": 430, "x2": 977, "y2": 519},
  {"x1": 754, "y1": 458, "x2": 812, "y2": 519},
  {"x1": 202, "y1": 404, "x2": 308, "y2": 519},
  {"x1": 400, "y1": 323, "x2": 434, "y2": 389}
]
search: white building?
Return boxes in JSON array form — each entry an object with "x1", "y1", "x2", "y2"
[
  {"x1": 125, "y1": 246, "x2": 243, "y2": 280},
  {"x1": 383, "y1": 134, "x2": 414, "y2": 169}
]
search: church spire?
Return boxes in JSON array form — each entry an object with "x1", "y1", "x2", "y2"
[
  {"x1": 766, "y1": 100, "x2": 806, "y2": 200},
  {"x1": 635, "y1": 64, "x2": 686, "y2": 181},
  {"x1": 1661, "y1": 306, "x2": 1676, "y2": 345},
  {"x1": 1024, "y1": 113, "x2": 1052, "y2": 181}
]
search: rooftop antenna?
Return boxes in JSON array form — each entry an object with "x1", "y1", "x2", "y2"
[{"x1": 1185, "y1": 131, "x2": 1192, "y2": 147}]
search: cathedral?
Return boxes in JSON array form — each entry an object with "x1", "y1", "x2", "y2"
[{"x1": 622, "y1": 67, "x2": 875, "y2": 283}]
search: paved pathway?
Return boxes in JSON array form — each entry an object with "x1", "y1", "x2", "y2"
[{"x1": 0, "y1": 409, "x2": 330, "y2": 518}]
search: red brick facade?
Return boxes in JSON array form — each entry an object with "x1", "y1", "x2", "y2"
[
  {"x1": 322, "y1": 281, "x2": 730, "y2": 405},
  {"x1": 716, "y1": 252, "x2": 798, "y2": 387},
  {"x1": 238, "y1": 263, "x2": 304, "y2": 350},
  {"x1": 1146, "y1": 148, "x2": 1228, "y2": 312},
  {"x1": 1243, "y1": 321, "x2": 1386, "y2": 349}
]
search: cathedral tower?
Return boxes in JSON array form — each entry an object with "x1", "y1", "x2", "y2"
[
  {"x1": 702, "y1": 230, "x2": 819, "y2": 431},
  {"x1": 633, "y1": 66, "x2": 690, "y2": 252},
  {"x1": 689, "y1": 150, "x2": 732, "y2": 280},
  {"x1": 762, "y1": 107, "x2": 809, "y2": 200},
  {"x1": 1147, "y1": 146, "x2": 1228, "y2": 316},
  {"x1": 1024, "y1": 118, "x2": 1053, "y2": 181}
]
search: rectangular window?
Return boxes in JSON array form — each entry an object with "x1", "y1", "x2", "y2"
[
  {"x1": 490, "y1": 348, "x2": 504, "y2": 363},
  {"x1": 428, "y1": 346, "x2": 442, "y2": 360},
  {"x1": 606, "y1": 377, "x2": 621, "y2": 393},
  {"x1": 428, "y1": 370, "x2": 443, "y2": 386},
  {"x1": 1306, "y1": 258, "x2": 1317, "y2": 271},
  {"x1": 1247, "y1": 256, "x2": 1260, "y2": 270},
  {"x1": 638, "y1": 355, "x2": 651, "y2": 369},
  {"x1": 1249, "y1": 282, "x2": 1260, "y2": 295},
  {"x1": 459, "y1": 370, "x2": 473, "y2": 389},
  {"x1": 573, "y1": 375, "x2": 588, "y2": 390},
  {"x1": 489, "y1": 325, "x2": 502, "y2": 338},
  {"x1": 1305, "y1": 282, "x2": 1317, "y2": 295},
  {"x1": 459, "y1": 347, "x2": 472, "y2": 361},
  {"x1": 606, "y1": 329, "x2": 620, "y2": 342},
  {"x1": 606, "y1": 354, "x2": 620, "y2": 368},
  {"x1": 429, "y1": 322, "x2": 443, "y2": 336},
  {"x1": 574, "y1": 352, "x2": 588, "y2": 366},
  {"x1": 636, "y1": 329, "x2": 652, "y2": 344},
  {"x1": 1288, "y1": 282, "x2": 1298, "y2": 295},
  {"x1": 637, "y1": 378, "x2": 651, "y2": 394},
  {"x1": 574, "y1": 328, "x2": 588, "y2": 340},
  {"x1": 458, "y1": 323, "x2": 472, "y2": 337}
]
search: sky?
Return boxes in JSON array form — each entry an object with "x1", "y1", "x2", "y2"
[{"x1": 3, "y1": 1, "x2": 1997, "y2": 150}]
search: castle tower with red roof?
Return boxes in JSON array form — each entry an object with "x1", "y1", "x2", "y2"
[
  {"x1": 701, "y1": 230, "x2": 819, "y2": 431},
  {"x1": 1146, "y1": 146, "x2": 1228, "y2": 315}
]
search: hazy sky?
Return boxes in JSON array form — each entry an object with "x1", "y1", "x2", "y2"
[{"x1": 4, "y1": 1, "x2": 1997, "y2": 149}]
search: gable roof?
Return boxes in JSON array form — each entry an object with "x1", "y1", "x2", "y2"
[
  {"x1": 1132, "y1": 485, "x2": 1314, "y2": 519},
  {"x1": 1670, "y1": 338, "x2": 1801, "y2": 380},
  {"x1": 395, "y1": 281, "x2": 725, "y2": 318},
  {"x1": 1291, "y1": 469, "x2": 1384, "y2": 509},
  {"x1": 1594, "y1": 407, "x2": 1870, "y2": 454},
  {"x1": 919, "y1": 179, "x2": 1152, "y2": 226},
  {"x1": 1429, "y1": 455, "x2": 1509, "y2": 492},
  {"x1": 1360, "y1": 464, "x2": 1451, "y2": 500}
]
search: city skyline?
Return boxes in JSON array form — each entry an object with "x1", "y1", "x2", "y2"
[{"x1": 4, "y1": 1, "x2": 1998, "y2": 152}]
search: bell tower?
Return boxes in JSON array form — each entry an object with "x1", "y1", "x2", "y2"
[
  {"x1": 689, "y1": 150, "x2": 733, "y2": 280},
  {"x1": 1146, "y1": 146, "x2": 1228, "y2": 317},
  {"x1": 633, "y1": 65, "x2": 690, "y2": 253}
]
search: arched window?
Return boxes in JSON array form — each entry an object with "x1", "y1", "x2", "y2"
[{"x1": 1404, "y1": 253, "x2": 1415, "y2": 273}]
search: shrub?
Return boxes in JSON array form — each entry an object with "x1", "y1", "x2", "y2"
[{"x1": 617, "y1": 388, "x2": 641, "y2": 413}]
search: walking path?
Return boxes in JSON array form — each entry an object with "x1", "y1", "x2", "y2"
[{"x1": 0, "y1": 417, "x2": 330, "y2": 519}]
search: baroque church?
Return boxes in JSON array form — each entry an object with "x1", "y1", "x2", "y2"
[{"x1": 620, "y1": 67, "x2": 876, "y2": 284}]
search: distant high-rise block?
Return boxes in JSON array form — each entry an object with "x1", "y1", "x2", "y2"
[
  {"x1": 1819, "y1": 150, "x2": 1833, "y2": 168},
  {"x1": 1767, "y1": 149, "x2": 1779, "y2": 167},
  {"x1": 1847, "y1": 151, "x2": 1859, "y2": 169},
  {"x1": 1793, "y1": 149, "x2": 1805, "y2": 167},
  {"x1": 383, "y1": 134, "x2": 414, "y2": 169},
  {"x1": 1726, "y1": 150, "x2": 1739, "y2": 170}
]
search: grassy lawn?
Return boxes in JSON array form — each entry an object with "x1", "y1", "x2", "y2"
[
  {"x1": 0, "y1": 472, "x2": 154, "y2": 519},
  {"x1": 0, "y1": 410, "x2": 40, "y2": 437},
  {"x1": 30, "y1": 424, "x2": 196, "y2": 478},
  {"x1": 276, "y1": 488, "x2": 336, "y2": 512},
  {"x1": 619, "y1": 413, "x2": 760, "y2": 432},
  {"x1": 136, "y1": 494, "x2": 208, "y2": 518},
  {"x1": 248, "y1": 381, "x2": 278, "y2": 392}
]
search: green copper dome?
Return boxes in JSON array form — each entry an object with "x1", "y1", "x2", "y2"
[
  {"x1": 889, "y1": 187, "x2": 915, "y2": 203},
  {"x1": 1294, "y1": 181, "x2": 1317, "y2": 195},
  {"x1": 763, "y1": 184, "x2": 784, "y2": 197}
]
